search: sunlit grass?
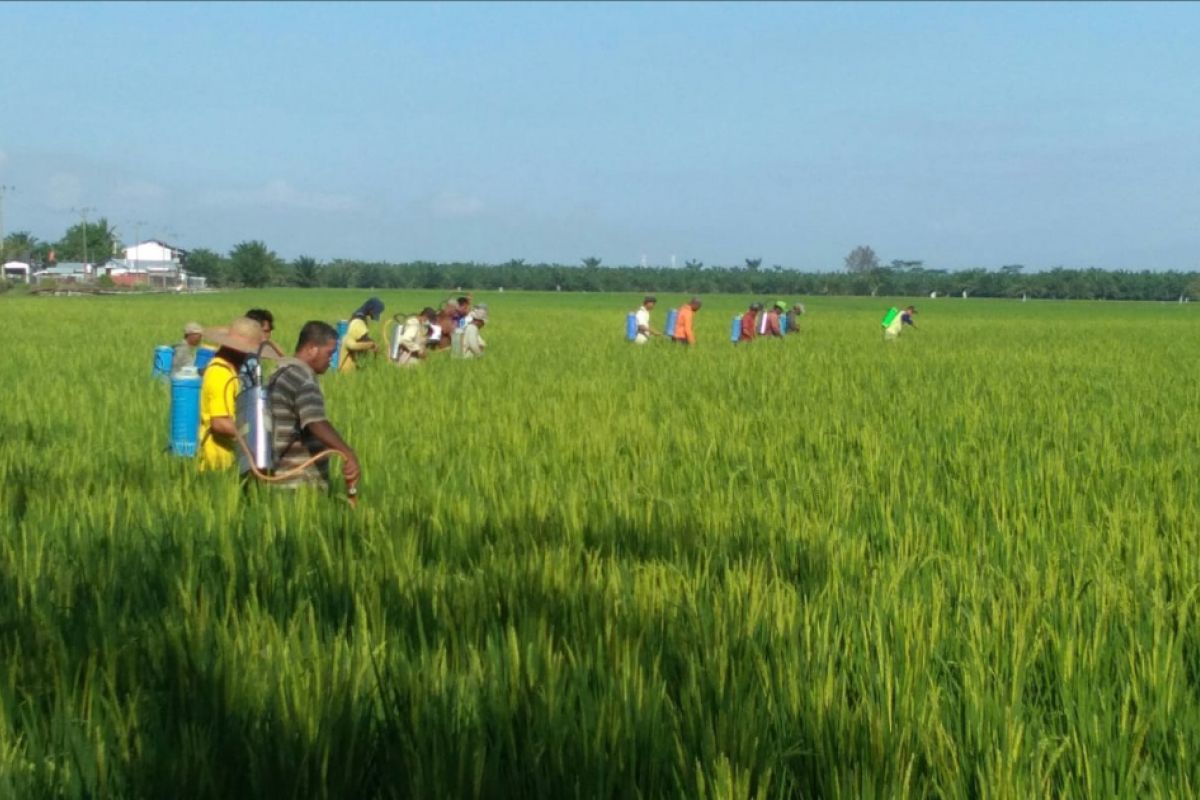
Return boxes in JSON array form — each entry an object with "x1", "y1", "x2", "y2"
[{"x1": 0, "y1": 289, "x2": 1198, "y2": 797}]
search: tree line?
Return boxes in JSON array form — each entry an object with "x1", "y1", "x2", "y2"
[
  {"x1": 4, "y1": 227, "x2": 1197, "y2": 301},
  {"x1": 184, "y1": 242, "x2": 1200, "y2": 301}
]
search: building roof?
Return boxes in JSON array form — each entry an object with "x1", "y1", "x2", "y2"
[{"x1": 38, "y1": 263, "x2": 91, "y2": 275}]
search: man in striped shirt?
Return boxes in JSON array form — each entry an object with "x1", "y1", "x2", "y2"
[{"x1": 269, "y1": 321, "x2": 360, "y2": 494}]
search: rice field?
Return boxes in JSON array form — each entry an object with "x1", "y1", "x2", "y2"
[{"x1": 1, "y1": 288, "x2": 1198, "y2": 798}]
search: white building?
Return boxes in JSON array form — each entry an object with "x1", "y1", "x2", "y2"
[
  {"x1": 3, "y1": 260, "x2": 31, "y2": 283},
  {"x1": 124, "y1": 240, "x2": 187, "y2": 264}
]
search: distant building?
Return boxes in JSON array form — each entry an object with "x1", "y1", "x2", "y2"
[
  {"x1": 101, "y1": 256, "x2": 204, "y2": 290},
  {"x1": 124, "y1": 239, "x2": 188, "y2": 264},
  {"x1": 34, "y1": 262, "x2": 93, "y2": 284},
  {"x1": 3, "y1": 260, "x2": 31, "y2": 283}
]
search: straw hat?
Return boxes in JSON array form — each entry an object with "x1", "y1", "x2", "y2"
[{"x1": 203, "y1": 316, "x2": 284, "y2": 358}]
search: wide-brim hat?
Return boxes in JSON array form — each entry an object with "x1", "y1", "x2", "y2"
[{"x1": 204, "y1": 316, "x2": 285, "y2": 358}]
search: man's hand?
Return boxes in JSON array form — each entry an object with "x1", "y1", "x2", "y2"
[{"x1": 343, "y1": 454, "x2": 361, "y2": 487}]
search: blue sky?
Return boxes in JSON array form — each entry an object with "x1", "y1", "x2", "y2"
[{"x1": 2, "y1": 1, "x2": 1198, "y2": 270}]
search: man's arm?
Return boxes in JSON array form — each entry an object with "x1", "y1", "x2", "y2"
[
  {"x1": 210, "y1": 416, "x2": 236, "y2": 438},
  {"x1": 305, "y1": 420, "x2": 360, "y2": 486}
]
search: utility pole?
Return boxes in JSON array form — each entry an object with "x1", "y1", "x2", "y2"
[
  {"x1": 0, "y1": 185, "x2": 13, "y2": 256},
  {"x1": 71, "y1": 206, "x2": 96, "y2": 269}
]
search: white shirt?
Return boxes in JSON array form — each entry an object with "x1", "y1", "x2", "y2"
[{"x1": 634, "y1": 306, "x2": 651, "y2": 344}]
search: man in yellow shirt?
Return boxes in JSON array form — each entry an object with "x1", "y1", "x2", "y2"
[
  {"x1": 199, "y1": 316, "x2": 283, "y2": 470},
  {"x1": 337, "y1": 297, "x2": 384, "y2": 372}
]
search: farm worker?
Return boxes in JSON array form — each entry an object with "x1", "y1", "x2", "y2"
[
  {"x1": 198, "y1": 316, "x2": 283, "y2": 471},
  {"x1": 901, "y1": 305, "x2": 917, "y2": 328},
  {"x1": 763, "y1": 301, "x2": 785, "y2": 337},
  {"x1": 245, "y1": 308, "x2": 275, "y2": 341},
  {"x1": 269, "y1": 321, "x2": 360, "y2": 495},
  {"x1": 393, "y1": 307, "x2": 437, "y2": 366},
  {"x1": 431, "y1": 299, "x2": 457, "y2": 350},
  {"x1": 739, "y1": 303, "x2": 761, "y2": 342},
  {"x1": 634, "y1": 296, "x2": 660, "y2": 344},
  {"x1": 171, "y1": 321, "x2": 204, "y2": 375},
  {"x1": 673, "y1": 297, "x2": 702, "y2": 346},
  {"x1": 785, "y1": 302, "x2": 806, "y2": 334},
  {"x1": 337, "y1": 297, "x2": 384, "y2": 372},
  {"x1": 455, "y1": 306, "x2": 488, "y2": 358},
  {"x1": 883, "y1": 306, "x2": 908, "y2": 340},
  {"x1": 452, "y1": 295, "x2": 473, "y2": 329}
]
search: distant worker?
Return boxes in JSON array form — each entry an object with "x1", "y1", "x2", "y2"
[
  {"x1": 199, "y1": 316, "x2": 282, "y2": 470},
  {"x1": 172, "y1": 321, "x2": 204, "y2": 374},
  {"x1": 245, "y1": 308, "x2": 275, "y2": 340},
  {"x1": 337, "y1": 297, "x2": 384, "y2": 372},
  {"x1": 673, "y1": 297, "x2": 702, "y2": 346},
  {"x1": 393, "y1": 307, "x2": 438, "y2": 366},
  {"x1": 269, "y1": 321, "x2": 361, "y2": 496},
  {"x1": 431, "y1": 299, "x2": 457, "y2": 350},
  {"x1": 739, "y1": 303, "x2": 761, "y2": 342},
  {"x1": 883, "y1": 305, "x2": 916, "y2": 341},
  {"x1": 785, "y1": 302, "x2": 806, "y2": 334},
  {"x1": 634, "y1": 296, "x2": 660, "y2": 344},
  {"x1": 763, "y1": 301, "x2": 785, "y2": 337},
  {"x1": 452, "y1": 295, "x2": 473, "y2": 329},
  {"x1": 454, "y1": 306, "x2": 488, "y2": 358}
]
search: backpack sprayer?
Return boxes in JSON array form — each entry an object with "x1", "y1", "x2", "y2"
[{"x1": 221, "y1": 344, "x2": 357, "y2": 505}]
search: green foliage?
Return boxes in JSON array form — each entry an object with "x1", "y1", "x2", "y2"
[
  {"x1": 54, "y1": 217, "x2": 119, "y2": 264},
  {"x1": 185, "y1": 247, "x2": 228, "y2": 287},
  {"x1": 1, "y1": 230, "x2": 38, "y2": 262},
  {"x1": 293, "y1": 255, "x2": 320, "y2": 288},
  {"x1": 1, "y1": 291, "x2": 1199, "y2": 796},
  {"x1": 228, "y1": 240, "x2": 282, "y2": 288}
]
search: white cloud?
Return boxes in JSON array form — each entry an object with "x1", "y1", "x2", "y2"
[
  {"x1": 46, "y1": 172, "x2": 83, "y2": 209},
  {"x1": 200, "y1": 179, "x2": 357, "y2": 213},
  {"x1": 430, "y1": 190, "x2": 484, "y2": 219}
]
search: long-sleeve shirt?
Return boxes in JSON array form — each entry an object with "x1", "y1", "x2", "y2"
[
  {"x1": 338, "y1": 317, "x2": 374, "y2": 372},
  {"x1": 674, "y1": 305, "x2": 696, "y2": 345},
  {"x1": 764, "y1": 310, "x2": 782, "y2": 337},
  {"x1": 461, "y1": 324, "x2": 486, "y2": 358},
  {"x1": 739, "y1": 312, "x2": 757, "y2": 341}
]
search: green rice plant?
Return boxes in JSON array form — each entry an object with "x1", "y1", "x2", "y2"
[{"x1": 0, "y1": 289, "x2": 1198, "y2": 797}]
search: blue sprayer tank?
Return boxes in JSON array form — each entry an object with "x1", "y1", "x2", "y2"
[
  {"x1": 730, "y1": 315, "x2": 741, "y2": 343},
  {"x1": 153, "y1": 345, "x2": 173, "y2": 379},
  {"x1": 195, "y1": 345, "x2": 217, "y2": 372},
  {"x1": 780, "y1": 314, "x2": 788, "y2": 334},
  {"x1": 626, "y1": 312, "x2": 637, "y2": 341},
  {"x1": 664, "y1": 308, "x2": 679, "y2": 338},
  {"x1": 169, "y1": 367, "x2": 202, "y2": 457},
  {"x1": 331, "y1": 319, "x2": 349, "y2": 370}
]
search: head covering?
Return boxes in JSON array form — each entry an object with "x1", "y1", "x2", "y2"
[
  {"x1": 352, "y1": 297, "x2": 385, "y2": 320},
  {"x1": 203, "y1": 316, "x2": 284, "y2": 358},
  {"x1": 774, "y1": 300, "x2": 788, "y2": 311},
  {"x1": 470, "y1": 307, "x2": 489, "y2": 323},
  {"x1": 184, "y1": 321, "x2": 203, "y2": 335},
  {"x1": 750, "y1": 302, "x2": 762, "y2": 310}
]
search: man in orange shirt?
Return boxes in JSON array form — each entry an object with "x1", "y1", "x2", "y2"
[{"x1": 673, "y1": 297, "x2": 702, "y2": 346}]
